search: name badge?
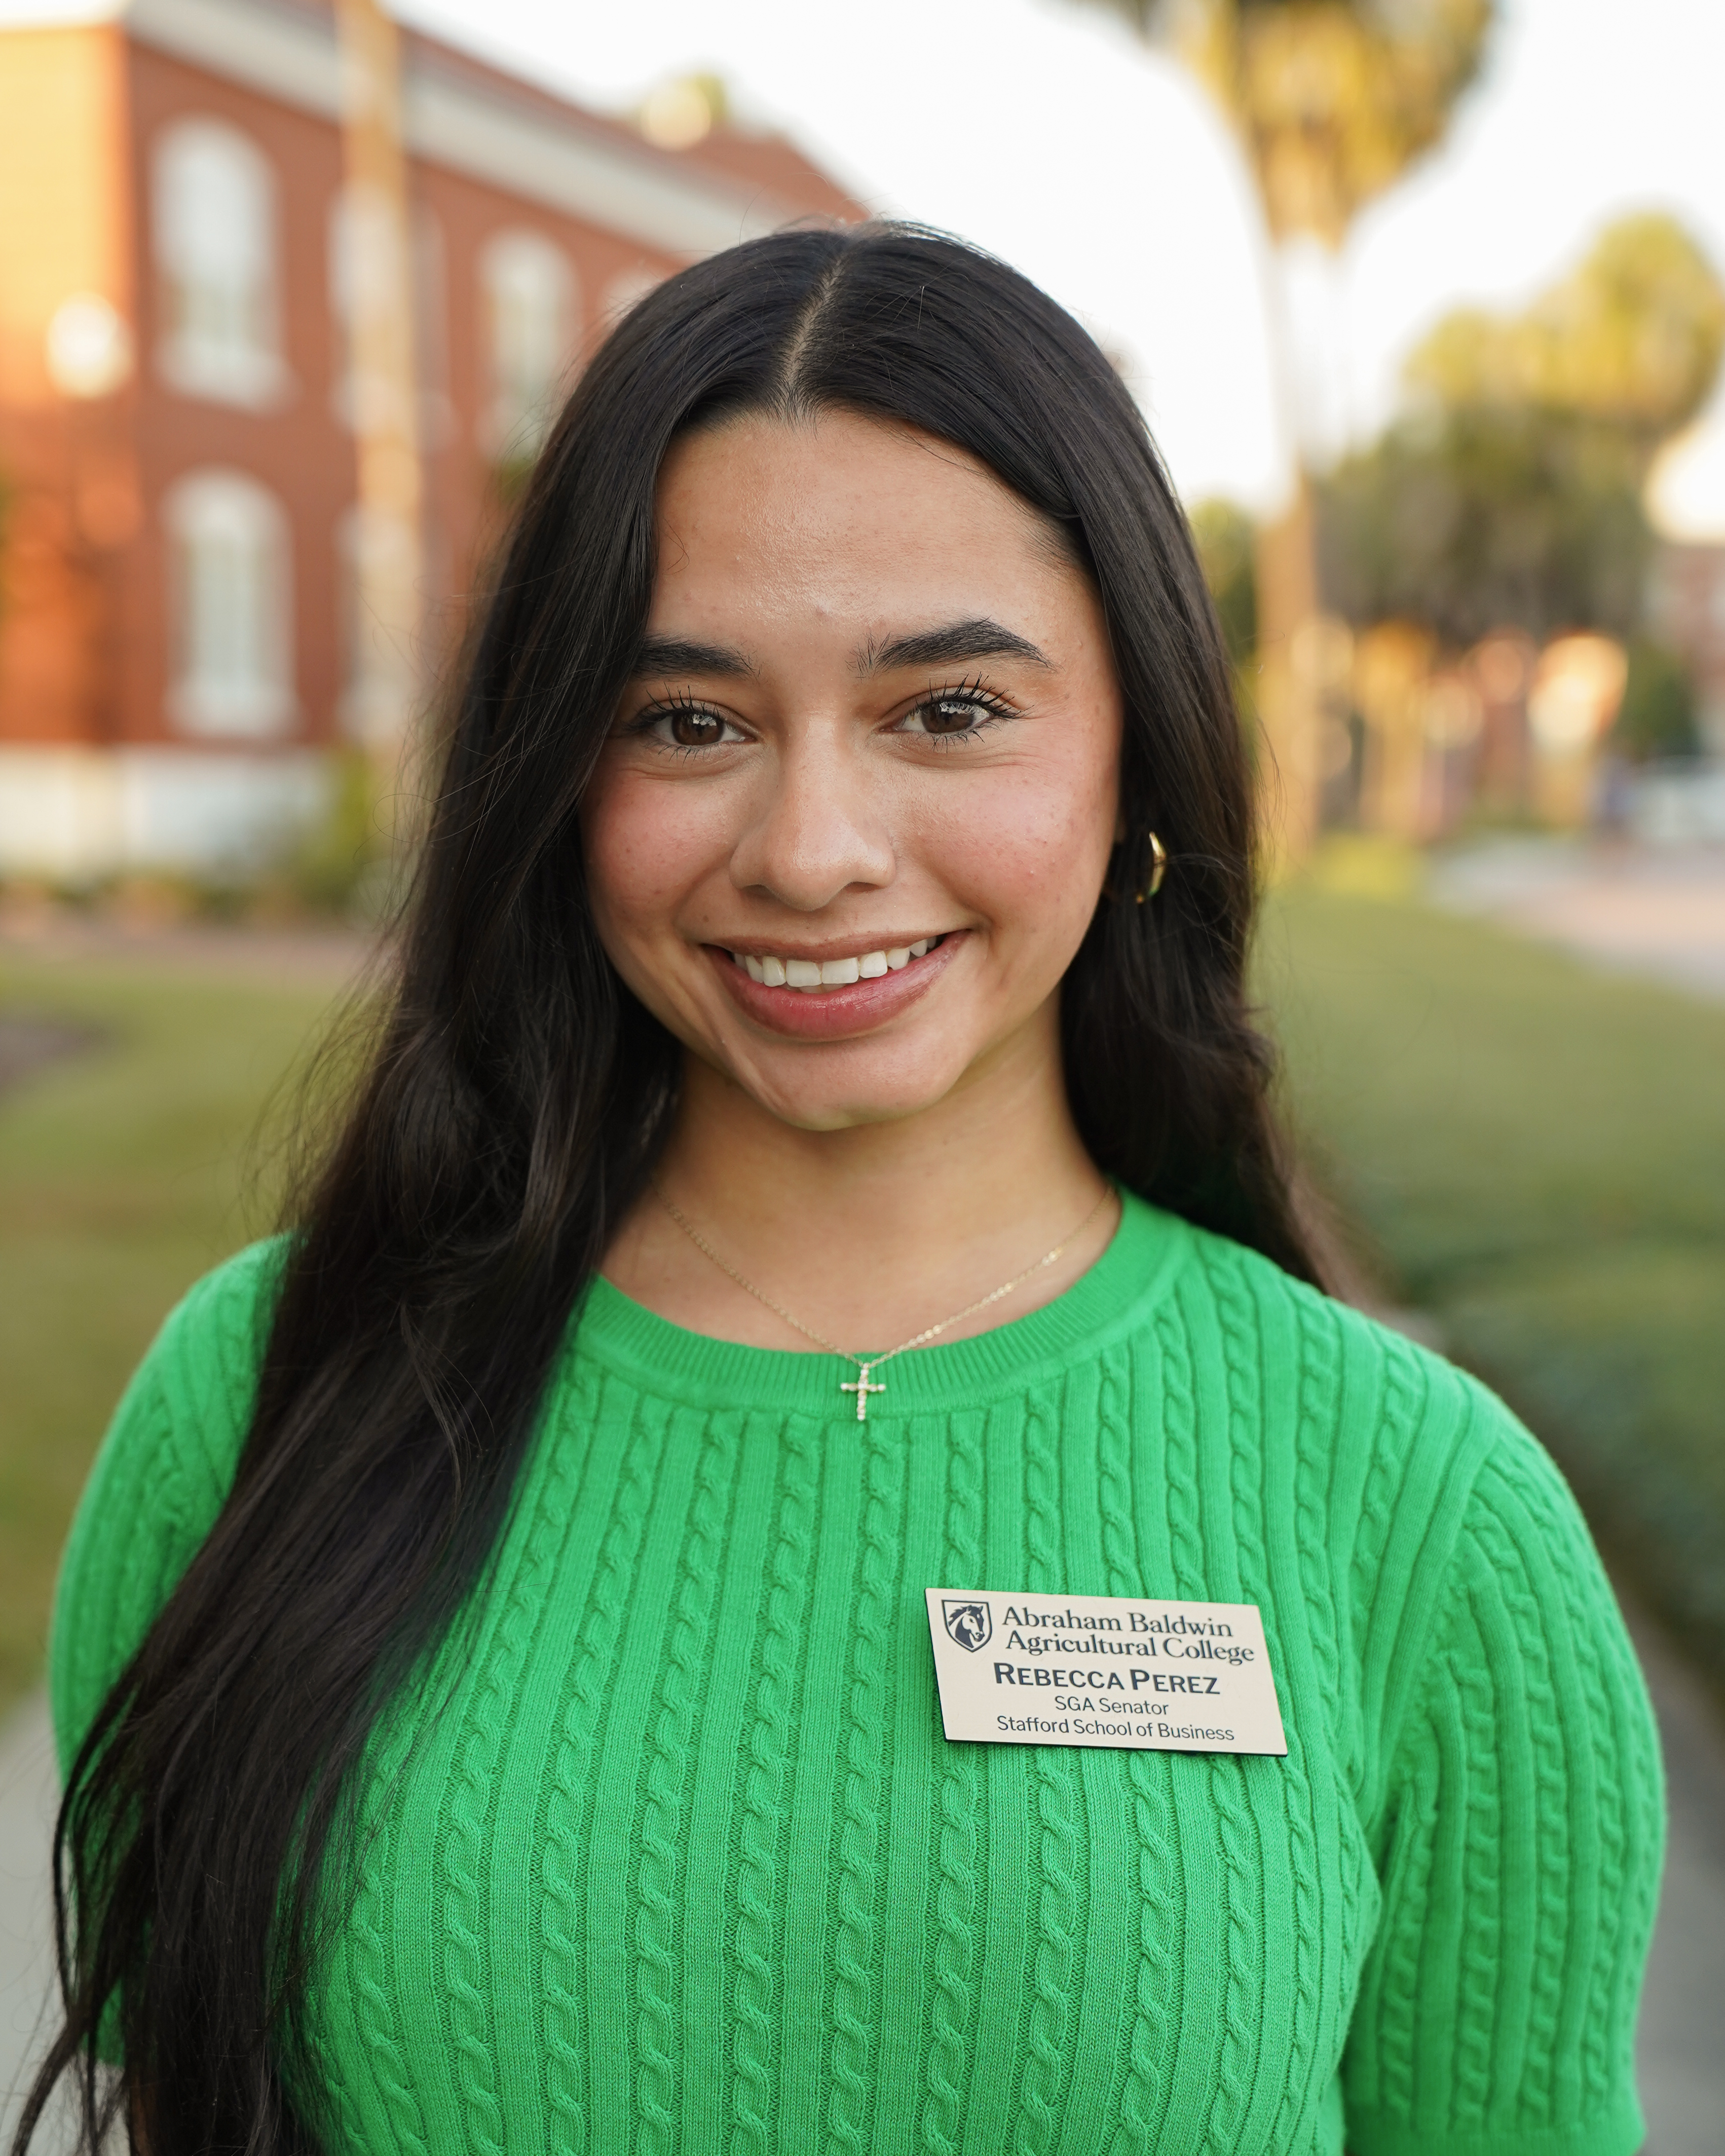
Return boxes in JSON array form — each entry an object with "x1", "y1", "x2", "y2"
[{"x1": 924, "y1": 1586, "x2": 1287, "y2": 1756}]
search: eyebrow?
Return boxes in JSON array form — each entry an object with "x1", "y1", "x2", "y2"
[
  {"x1": 632, "y1": 634, "x2": 757, "y2": 679},
  {"x1": 631, "y1": 617, "x2": 1051, "y2": 683},
  {"x1": 861, "y1": 618, "x2": 1051, "y2": 674}
]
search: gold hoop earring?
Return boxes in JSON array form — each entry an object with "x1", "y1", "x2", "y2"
[{"x1": 1137, "y1": 831, "x2": 1168, "y2": 904}]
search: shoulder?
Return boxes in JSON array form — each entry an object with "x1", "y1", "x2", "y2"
[
  {"x1": 49, "y1": 1236, "x2": 290, "y2": 1769},
  {"x1": 1161, "y1": 1211, "x2": 1517, "y2": 1487},
  {"x1": 95, "y1": 1234, "x2": 290, "y2": 1507},
  {"x1": 1173, "y1": 1208, "x2": 1590, "y2": 1540},
  {"x1": 1156, "y1": 1221, "x2": 1625, "y2": 1765}
]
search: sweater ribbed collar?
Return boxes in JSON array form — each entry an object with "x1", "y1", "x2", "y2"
[{"x1": 572, "y1": 1189, "x2": 1190, "y2": 1419}]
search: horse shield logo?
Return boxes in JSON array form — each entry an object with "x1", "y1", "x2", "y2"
[{"x1": 943, "y1": 1599, "x2": 992, "y2": 1653}]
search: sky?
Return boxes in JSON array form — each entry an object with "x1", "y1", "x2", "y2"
[{"x1": 391, "y1": 0, "x2": 1725, "y2": 532}]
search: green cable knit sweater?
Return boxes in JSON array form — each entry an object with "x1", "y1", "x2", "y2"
[{"x1": 52, "y1": 1193, "x2": 1661, "y2": 2156}]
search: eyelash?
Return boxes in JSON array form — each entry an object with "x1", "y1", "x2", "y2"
[
  {"x1": 629, "y1": 691, "x2": 744, "y2": 758},
  {"x1": 627, "y1": 678, "x2": 1019, "y2": 756},
  {"x1": 902, "y1": 678, "x2": 1017, "y2": 746}
]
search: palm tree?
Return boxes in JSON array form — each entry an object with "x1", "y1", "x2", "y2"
[
  {"x1": 1073, "y1": 0, "x2": 1493, "y2": 861},
  {"x1": 333, "y1": 0, "x2": 424, "y2": 781}
]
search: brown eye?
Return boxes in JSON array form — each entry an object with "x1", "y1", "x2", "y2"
[
  {"x1": 668, "y1": 707, "x2": 727, "y2": 747},
  {"x1": 922, "y1": 697, "x2": 981, "y2": 735},
  {"x1": 899, "y1": 691, "x2": 1005, "y2": 739},
  {"x1": 631, "y1": 698, "x2": 745, "y2": 753}
]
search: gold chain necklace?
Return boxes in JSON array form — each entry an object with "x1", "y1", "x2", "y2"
[{"x1": 651, "y1": 1181, "x2": 1113, "y2": 1421}]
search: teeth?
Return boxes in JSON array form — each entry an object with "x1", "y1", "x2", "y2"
[{"x1": 729, "y1": 936, "x2": 943, "y2": 990}]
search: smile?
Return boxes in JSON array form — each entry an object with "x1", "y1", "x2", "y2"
[
  {"x1": 707, "y1": 931, "x2": 963, "y2": 1040},
  {"x1": 726, "y1": 936, "x2": 943, "y2": 991}
]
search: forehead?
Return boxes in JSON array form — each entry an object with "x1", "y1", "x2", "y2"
[{"x1": 649, "y1": 409, "x2": 1075, "y2": 631}]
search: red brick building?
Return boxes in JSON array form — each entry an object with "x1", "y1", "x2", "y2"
[{"x1": 0, "y1": 0, "x2": 862, "y2": 876}]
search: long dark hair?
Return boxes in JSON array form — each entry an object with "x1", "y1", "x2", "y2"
[{"x1": 21, "y1": 223, "x2": 1317, "y2": 2156}]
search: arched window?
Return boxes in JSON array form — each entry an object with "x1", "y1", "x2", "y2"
[
  {"x1": 154, "y1": 119, "x2": 286, "y2": 407},
  {"x1": 163, "y1": 470, "x2": 294, "y2": 738},
  {"x1": 481, "y1": 231, "x2": 577, "y2": 457}
]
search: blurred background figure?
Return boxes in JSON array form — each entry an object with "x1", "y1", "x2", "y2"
[{"x1": 2, "y1": 1, "x2": 1723, "y2": 2149}]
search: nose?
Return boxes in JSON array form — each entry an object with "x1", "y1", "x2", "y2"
[{"x1": 728, "y1": 721, "x2": 896, "y2": 912}]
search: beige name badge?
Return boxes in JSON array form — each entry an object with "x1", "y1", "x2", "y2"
[{"x1": 925, "y1": 1587, "x2": 1287, "y2": 1756}]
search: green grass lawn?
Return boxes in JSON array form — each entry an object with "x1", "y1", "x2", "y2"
[
  {"x1": 0, "y1": 947, "x2": 353, "y2": 1718},
  {"x1": 1264, "y1": 886, "x2": 1725, "y2": 1681}
]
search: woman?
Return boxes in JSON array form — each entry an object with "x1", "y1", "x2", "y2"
[{"x1": 27, "y1": 225, "x2": 1660, "y2": 2156}]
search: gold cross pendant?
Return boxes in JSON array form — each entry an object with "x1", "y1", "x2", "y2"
[{"x1": 841, "y1": 1363, "x2": 886, "y2": 1422}]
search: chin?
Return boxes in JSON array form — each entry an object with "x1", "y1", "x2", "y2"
[{"x1": 729, "y1": 1046, "x2": 978, "y2": 1133}]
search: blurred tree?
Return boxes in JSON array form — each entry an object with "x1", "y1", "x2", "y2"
[
  {"x1": 1071, "y1": 0, "x2": 1494, "y2": 862},
  {"x1": 1405, "y1": 213, "x2": 1725, "y2": 449},
  {"x1": 1320, "y1": 214, "x2": 1725, "y2": 649},
  {"x1": 1318, "y1": 407, "x2": 1648, "y2": 647},
  {"x1": 1612, "y1": 639, "x2": 1702, "y2": 763},
  {"x1": 1189, "y1": 497, "x2": 1258, "y2": 662},
  {"x1": 288, "y1": 748, "x2": 395, "y2": 915},
  {"x1": 1130, "y1": 0, "x2": 1492, "y2": 247}
]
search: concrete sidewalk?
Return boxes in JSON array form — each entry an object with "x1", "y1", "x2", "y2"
[
  {"x1": 1429, "y1": 841, "x2": 1725, "y2": 1004},
  {"x1": 1622, "y1": 1595, "x2": 1725, "y2": 2154},
  {"x1": 4, "y1": 1599, "x2": 1723, "y2": 2153},
  {"x1": 0, "y1": 1694, "x2": 71, "y2": 2154}
]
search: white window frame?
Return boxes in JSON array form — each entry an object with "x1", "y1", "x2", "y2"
[
  {"x1": 162, "y1": 469, "x2": 296, "y2": 740},
  {"x1": 480, "y1": 229, "x2": 578, "y2": 458},
  {"x1": 153, "y1": 118, "x2": 289, "y2": 410}
]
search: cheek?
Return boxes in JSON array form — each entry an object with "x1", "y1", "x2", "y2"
[
  {"x1": 581, "y1": 766, "x2": 726, "y2": 947},
  {"x1": 927, "y1": 746, "x2": 1116, "y2": 937}
]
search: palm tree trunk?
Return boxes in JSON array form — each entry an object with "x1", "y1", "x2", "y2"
[{"x1": 1252, "y1": 472, "x2": 1321, "y2": 870}]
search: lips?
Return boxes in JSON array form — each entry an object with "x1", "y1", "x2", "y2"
[{"x1": 706, "y1": 930, "x2": 962, "y2": 1039}]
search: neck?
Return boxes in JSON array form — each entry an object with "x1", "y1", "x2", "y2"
[{"x1": 605, "y1": 1006, "x2": 1115, "y2": 1355}]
